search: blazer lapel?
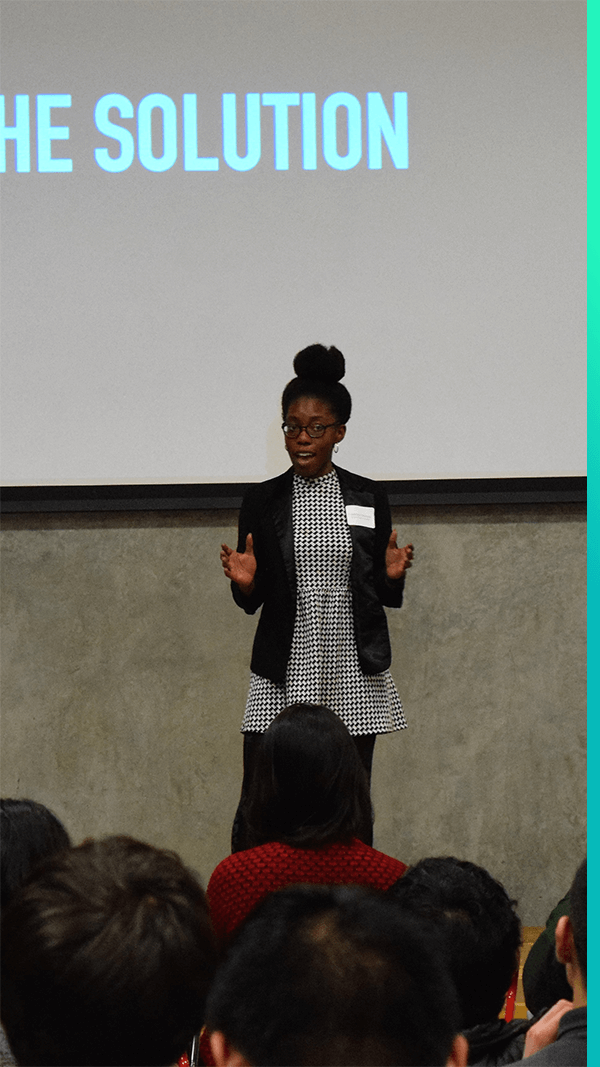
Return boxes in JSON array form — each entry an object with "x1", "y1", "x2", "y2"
[
  {"x1": 271, "y1": 468, "x2": 296, "y2": 596},
  {"x1": 335, "y1": 465, "x2": 377, "y2": 585}
]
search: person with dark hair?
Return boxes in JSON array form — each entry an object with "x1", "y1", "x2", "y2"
[
  {"x1": 220, "y1": 344, "x2": 413, "y2": 851},
  {"x1": 387, "y1": 856, "x2": 527, "y2": 1065},
  {"x1": 0, "y1": 835, "x2": 217, "y2": 1067},
  {"x1": 521, "y1": 857, "x2": 586, "y2": 1064},
  {"x1": 206, "y1": 705, "x2": 407, "y2": 947},
  {"x1": 0, "y1": 799, "x2": 72, "y2": 1066},
  {"x1": 522, "y1": 892, "x2": 573, "y2": 1017},
  {"x1": 1, "y1": 798, "x2": 71, "y2": 910},
  {"x1": 205, "y1": 884, "x2": 468, "y2": 1067}
]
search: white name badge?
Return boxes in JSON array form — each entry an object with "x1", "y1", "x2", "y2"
[{"x1": 346, "y1": 505, "x2": 375, "y2": 529}]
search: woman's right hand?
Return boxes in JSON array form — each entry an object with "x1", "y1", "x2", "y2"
[{"x1": 220, "y1": 533, "x2": 257, "y2": 595}]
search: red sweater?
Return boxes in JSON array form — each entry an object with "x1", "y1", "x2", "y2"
[{"x1": 206, "y1": 837, "x2": 407, "y2": 945}]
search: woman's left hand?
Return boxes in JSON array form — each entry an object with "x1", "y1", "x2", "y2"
[{"x1": 385, "y1": 532, "x2": 414, "y2": 582}]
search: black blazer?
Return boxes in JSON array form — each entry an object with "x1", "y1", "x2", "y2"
[{"x1": 232, "y1": 465, "x2": 405, "y2": 684}]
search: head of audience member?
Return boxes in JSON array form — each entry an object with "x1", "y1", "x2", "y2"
[
  {"x1": 556, "y1": 857, "x2": 586, "y2": 1006},
  {"x1": 1, "y1": 835, "x2": 217, "y2": 1067},
  {"x1": 387, "y1": 856, "x2": 521, "y2": 1029},
  {"x1": 244, "y1": 704, "x2": 372, "y2": 849},
  {"x1": 206, "y1": 884, "x2": 468, "y2": 1067},
  {"x1": 1, "y1": 798, "x2": 71, "y2": 910}
]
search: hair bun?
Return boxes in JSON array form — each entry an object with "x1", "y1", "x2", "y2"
[{"x1": 293, "y1": 344, "x2": 345, "y2": 384}]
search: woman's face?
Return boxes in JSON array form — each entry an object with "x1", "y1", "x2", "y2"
[{"x1": 284, "y1": 396, "x2": 346, "y2": 479}]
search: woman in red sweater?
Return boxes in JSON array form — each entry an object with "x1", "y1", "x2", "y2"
[{"x1": 206, "y1": 704, "x2": 407, "y2": 947}]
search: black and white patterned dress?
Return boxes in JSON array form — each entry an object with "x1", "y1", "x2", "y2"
[{"x1": 242, "y1": 469, "x2": 407, "y2": 736}]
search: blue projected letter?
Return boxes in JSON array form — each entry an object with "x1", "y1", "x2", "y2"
[
  {"x1": 182, "y1": 94, "x2": 219, "y2": 171},
  {"x1": 367, "y1": 92, "x2": 408, "y2": 169},
  {"x1": 94, "y1": 94, "x2": 134, "y2": 172},
  {"x1": 1, "y1": 95, "x2": 30, "y2": 172},
  {"x1": 301, "y1": 93, "x2": 317, "y2": 171},
  {"x1": 138, "y1": 94, "x2": 177, "y2": 172},
  {"x1": 322, "y1": 92, "x2": 361, "y2": 171},
  {"x1": 222, "y1": 93, "x2": 261, "y2": 171},
  {"x1": 261, "y1": 93, "x2": 299, "y2": 170},
  {"x1": 37, "y1": 94, "x2": 72, "y2": 173}
]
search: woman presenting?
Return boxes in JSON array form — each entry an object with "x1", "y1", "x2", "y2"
[{"x1": 220, "y1": 345, "x2": 413, "y2": 850}]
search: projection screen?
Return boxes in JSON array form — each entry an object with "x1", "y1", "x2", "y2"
[{"x1": 0, "y1": 0, "x2": 586, "y2": 491}]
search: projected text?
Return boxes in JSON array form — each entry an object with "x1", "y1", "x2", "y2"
[{"x1": 1, "y1": 92, "x2": 409, "y2": 173}]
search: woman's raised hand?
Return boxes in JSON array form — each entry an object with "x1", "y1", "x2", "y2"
[
  {"x1": 385, "y1": 532, "x2": 414, "y2": 582},
  {"x1": 220, "y1": 533, "x2": 257, "y2": 595}
]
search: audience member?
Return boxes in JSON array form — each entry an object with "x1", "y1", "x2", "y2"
[
  {"x1": 206, "y1": 883, "x2": 469, "y2": 1067},
  {"x1": 1, "y1": 835, "x2": 217, "y2": 1067},
  {"x1": 522, "y1": 857, "x2": 586, "y2": 1064},
  {"x1": 1, "y1": 798, "x2": 71, "y2": 909},
  {"x1": 0, "y1": 798, "x2": 72, "y2": 1067},
  {"x1": 206, "y1": 704, "x2": 407, "y2": 946},
  {"x1": 387, "y1": 855, "x2": 528, "y2": 1065},
  {"x1": 522, "y1": 892, "x2": 572, "y2": 1016}
]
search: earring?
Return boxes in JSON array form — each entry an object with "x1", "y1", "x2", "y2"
[{"x1": 334, "y1": 444, "x2": 339, "y2": 453}]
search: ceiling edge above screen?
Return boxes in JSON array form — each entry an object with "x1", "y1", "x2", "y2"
[{"x1": 0, "y1": 477, "x2": 587, "y2": 514}]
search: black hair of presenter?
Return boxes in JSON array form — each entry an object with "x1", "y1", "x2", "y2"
[{"x1": 220, "y1": 344, "x2": 414, "y2": 852}]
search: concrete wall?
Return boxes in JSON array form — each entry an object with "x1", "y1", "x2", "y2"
[{"x1": 1, "y1": 502, "x2": 585, "y2": 923}]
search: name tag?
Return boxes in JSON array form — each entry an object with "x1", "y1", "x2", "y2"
[{"x1": 346, "y1": 505, "x2": 375, "y2": 529}]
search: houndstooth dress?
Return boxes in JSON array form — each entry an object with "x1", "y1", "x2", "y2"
[{"x1": 241, "y1": 469, "x2": 407, "y2": 736}]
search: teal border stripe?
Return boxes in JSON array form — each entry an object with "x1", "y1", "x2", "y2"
[{"x1": 589, "y1": 0, "x2": 595, "y2": 1053}]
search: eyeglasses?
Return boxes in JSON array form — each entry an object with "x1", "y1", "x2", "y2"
[{"x1": 282, "y1": 422, "x2": 339, "y2": 439}]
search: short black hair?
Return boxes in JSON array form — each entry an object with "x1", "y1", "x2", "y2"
[
  {"x1": 387, "y1": 856, "x2": 521, "y2": 1028},
  {"x1": 244, "y1": 704, "x2": 372, "y2": 848},
  {"x1": 1, "y1": 836, "x2": 217, "y2": 1066},
  {"x1": 569, "y1": 857, "x2": 586, "y2": 985},
  {"x1": 281, "y1": 344, "x2": 352, "y2": 425},
  {"x1": 206, "y1": 884, "x2": 461, "y2": 1066},
  {"x1": 1, "y1": 798, "x2": 71, "y2": 910}
]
